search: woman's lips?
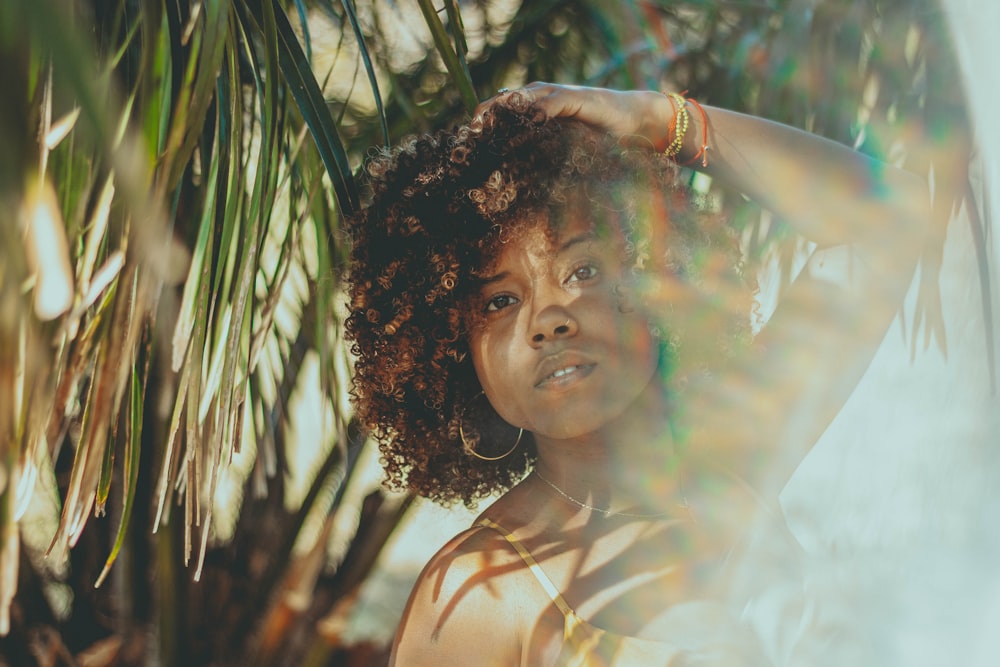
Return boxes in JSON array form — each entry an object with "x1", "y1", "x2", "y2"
[{"x1": 534, "y1": 363, "x2": 596, "y2": 389}]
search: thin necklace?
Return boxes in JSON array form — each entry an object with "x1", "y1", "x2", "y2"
[{"x1": 533, "y1": 470, "x2": 674, "y2": 519}]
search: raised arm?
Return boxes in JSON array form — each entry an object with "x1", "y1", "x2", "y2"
[{"x1": 478, "y1": 83, "x2": 928, "y2": 252}]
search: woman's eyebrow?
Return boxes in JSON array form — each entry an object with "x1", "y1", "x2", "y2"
[
  {"x1": 558, "y1": 232, "x2": 597, "y2": 253},
  {"x1": 479, "y1": 232, "x2": 597, "y2": 284},
  {"x1": 480, "y1": 271, "x2": 508, "y2": 285}
]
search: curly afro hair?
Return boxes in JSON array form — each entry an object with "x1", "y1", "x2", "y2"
[{"x1": 345, "y1": 94, "x2": 753, "y2": 507}]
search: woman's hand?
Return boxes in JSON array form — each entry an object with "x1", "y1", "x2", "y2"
[{"x1": 474, "y1": 83, "x2": 674, "y2": 152}]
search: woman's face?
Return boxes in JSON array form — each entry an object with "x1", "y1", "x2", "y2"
[{"x1": 469, "y1": 213, "x2": 660, "y2": 442}]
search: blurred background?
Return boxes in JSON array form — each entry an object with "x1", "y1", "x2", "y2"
[{"x1": 0, "y1": 0, "x2": 996, "y2": 665}]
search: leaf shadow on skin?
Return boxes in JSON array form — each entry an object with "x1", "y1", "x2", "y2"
[{"x1": 421, "y1": 509, "x2": 715, "y2": 643}]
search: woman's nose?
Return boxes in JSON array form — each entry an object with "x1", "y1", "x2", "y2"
[{"x1": 529, "y1": 307, "x2": 578, "y2": 344}]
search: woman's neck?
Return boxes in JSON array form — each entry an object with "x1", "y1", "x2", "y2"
[{"x1": 531, "y1": 378, "x2": 683, "y2": 515}]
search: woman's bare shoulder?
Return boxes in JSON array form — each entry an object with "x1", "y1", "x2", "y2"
[{"x1": 389, "y1": 521, "x2": 533, "y2": 666}]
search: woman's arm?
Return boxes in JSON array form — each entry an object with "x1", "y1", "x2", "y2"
[
  {"x1": 479, "y1": 83, "x2": 928, "y2": 251},
  {"x1": 684, "y1": 97, "x2": 931, "y2": 490}
]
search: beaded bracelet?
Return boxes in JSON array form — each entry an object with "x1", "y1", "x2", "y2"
[
  {"x1": 663, "y1": 92, "x2": 689, "y2": 159},
  {"x1": 662, "y1": 91, "x2": 710, "y2": 167}
]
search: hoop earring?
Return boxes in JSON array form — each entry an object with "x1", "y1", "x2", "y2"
[
  {"x1": 458, "y1": 392, "x2": 524, "y2": 461},
  {"x1": 460, "y1": 423, "x2": 524, "y2": 461}
]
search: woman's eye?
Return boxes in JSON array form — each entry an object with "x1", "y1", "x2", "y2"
[
  {"x1": 485, "y1": 294, "x2": 518, "y2": 312},
  {"x1": 567, "y1": 264, "x2": 598, "y2": 283}
]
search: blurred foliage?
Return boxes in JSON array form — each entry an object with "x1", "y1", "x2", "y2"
[{"x1": 0, "y1": 0, "x2": 974, "y2": 666}]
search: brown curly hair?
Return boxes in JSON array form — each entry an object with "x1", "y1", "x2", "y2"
[{"x1": 345, "y1": 95, "x2": 753, "y2": 507}]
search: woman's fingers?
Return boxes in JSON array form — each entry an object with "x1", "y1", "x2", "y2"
[
  {"x1": 472, "y1": 83, "x2": 546, "y2": 122},
  {"x1": 473, "y1": 83, "x2": 668, "y2": 149},
  {"x1": 522, "y1": 82, "x2": 588, "y2": 118},
  {"x1": 472, "y1": 83, "x2": 603, "y2": 130}
]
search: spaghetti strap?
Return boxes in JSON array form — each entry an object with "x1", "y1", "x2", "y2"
[{"x1": 476, "y1": 518, "x2": 576, "y2": 619}]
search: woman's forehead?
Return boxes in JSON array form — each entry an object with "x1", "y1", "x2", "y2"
[{"x1": 480, "y1": 212, "x2": 620, "y2": 275}]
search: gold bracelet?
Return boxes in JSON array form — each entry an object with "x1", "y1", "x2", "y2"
[{"x1": 663, "y1": 92, "x2": 689, "y2": 159}]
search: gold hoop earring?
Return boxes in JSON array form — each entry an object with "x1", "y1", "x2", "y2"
[
  {"x1": 460, "y1": 423, "x2": 524, "y2": 461},
  {"x1": 458, "y1": 392, "x2": 524, "y2": 461}
]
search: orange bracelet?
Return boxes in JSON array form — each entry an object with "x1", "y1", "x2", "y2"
[
  {"x1": 681, "y1": 96, "x2": 710, "y2": 167},
  {"x1": 663, "y1": 91, "x2": 709, "y2": 167}
]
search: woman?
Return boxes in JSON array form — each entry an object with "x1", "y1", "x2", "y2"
[{"x1": 345, "y1": 84, "x2": 928, "y2": 665}]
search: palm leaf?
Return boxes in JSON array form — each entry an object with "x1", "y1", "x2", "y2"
[
  {"x1": 341, "y1": 0, "x2": 390, "y2": 147},
  {"x1": 415, "y1": 0, "x2": 479, "y2": 113},
  {"x1": 242, "y1": 0, "x2": 360, "y2": 215}
]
